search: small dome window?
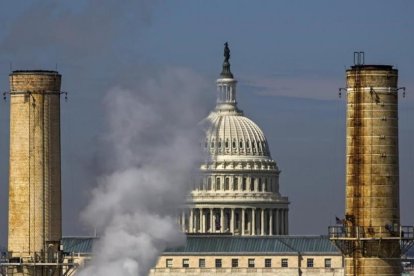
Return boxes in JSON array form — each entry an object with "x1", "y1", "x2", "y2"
[
  {"x1": 225, "y1": 139, "x2": 229, "y2": 148},
  {"x1": 246, "y1": 140, "x2": 250, "y2": 148},
  {"x1": 232, "y1": 140, "x2": 236, "y2": 148},
  {"x1": 218, "y1": 139, "x2": 222, "y2": 148},
  {"x1": 239, "y1": 140, "x2": 243, "y2": 148}
]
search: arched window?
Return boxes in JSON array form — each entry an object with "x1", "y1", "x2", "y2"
[
  {"x1": 234, "y1": 178, "x2": 238, "y2": 191},
  {"x1": 232, "y1": 140, "x2": 236, "y2": 148},
  {"x1": 242, "y1": 178, "x2": 247, "y2": 191},
  {"x1": 225, "y1": 178, "x2": 230, "y2": 190},
  {"x1": 239, "y1": 140, "x2": 243, "y2": 148},
  {"x1": 216, "y1": 177, "x2": 221, "y2": 190},
  {"x1": 225, "y1": 139, "x2": 229, "y2": 148},
  {"x1": 250, "y1": 178, "x2": 255, "y2": 191},
  {"x1": 246, "y1": 140, "x2": 250, "y2": 148},
  {"x1": 211, "y1": 139, "x2": 215, "y2": 148},
  {"x1": 207, "y1": 177, "x2": 212, "y2": 190},
  {"x1": 218, "y1": 139, "x2": 222, "y2": 148}
]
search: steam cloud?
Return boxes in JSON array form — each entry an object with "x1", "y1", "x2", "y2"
[
  {"x1": 0, "y1": 2, "x2": 215, "y2": 273},
  {"x1": 78, "y1": 68, "x2": 210, "y2": 276}
]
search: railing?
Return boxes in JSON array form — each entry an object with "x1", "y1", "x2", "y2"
[{"x1": 329, "y1": 225, "x2": 414, "y2": 240}]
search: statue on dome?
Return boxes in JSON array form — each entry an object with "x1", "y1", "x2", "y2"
[{"x1": 224, "y1": 42, "x2": 230, "y2": 62}]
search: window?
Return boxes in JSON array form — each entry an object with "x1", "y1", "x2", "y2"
[
  {"x1": 265, "y1": 258, "x2": 272, "y2": 268},
  {"x1": 307, "y1": 258, "x2": 314, "y2": 268},
  {"x1": 216, "y1": 178, "x2": 221, "y2": 190},
  {"x1": 281, "y1": 258, "x2": 288, "y2": 268},
  {"x1": 218, "y1": 140, "x2": 222, "y2": 148},
  {"x1": 324, "y1": 258, "x2": 331, "y2": 268},
  {"x1": 242, "y1": 178, "x2": 247, "y2": 191},
  {"x1": 250, "y1": 178, "x2": 255, "y2": 191},
  {"x1": 231, "y1": 258, "x2": 238, "y2": 268},
  {"x1": 232, "y1": 140, "x2": 236, "y2": 148},
  {"x1": 225, "y1": 140, "x2": 229, "y2": 148},
  {"x1": 239, "y1": 140, "x2": 243, "y2": 148},
  {"x1": 246, "y1": 140, "x2": 250, "y2": 148},
  {"x1": 225, "y1": 178, "x2": 230, "y2": 190},
  {"x1": 166, "y1": 259, "x2": 173, "y2": 268},
  {"x1": 215, "y1": 259, "x2": 222, "y2": 268},
  {"x1": 207, "y1": 177, "x2": 212, "y2": 190},
  {"x1": 182, "y1": 259, "x2": 189, "y2": 268},
  {"x1": 258, "y1": 178, "x2": 262, "y2": 191},
  {"x1": 211, "y1": 140, "x2": 215, "y2": 148},
  {"x1": 234, "y1": 178, "x2": 238, "y2": 190},
  {"x1": 199, "y1": 258, "x2": 205, "y2": 268},
  {"x1": 248, "y1": 258, "x2": 255, "y2": 268}
]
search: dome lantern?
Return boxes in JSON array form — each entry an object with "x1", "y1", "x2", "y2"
[{"x1": 216, "y1": 42, "x2": 239, "y2": 112}]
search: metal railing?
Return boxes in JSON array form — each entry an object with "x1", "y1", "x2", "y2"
[{"x1": 329, "y1": 225, "x2": 414, "y2": 240}]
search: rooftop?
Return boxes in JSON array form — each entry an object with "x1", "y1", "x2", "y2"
[{"x1": 61, "y1": 235, "x2": 340, "y2": 255}]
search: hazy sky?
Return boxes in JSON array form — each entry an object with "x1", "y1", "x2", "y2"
[{"x1": 1, "y1": 1, "x2": 414, "y2": 246}]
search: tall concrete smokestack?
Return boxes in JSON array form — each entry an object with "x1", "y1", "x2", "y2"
[
  {"x1": 7, "y1": 70, "x2": 62, "y2": 275},
  {"x1": 330, "y1": 54, "x2": 414, "y2": 276}
]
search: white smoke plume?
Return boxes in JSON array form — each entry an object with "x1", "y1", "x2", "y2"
[{"x1": 78, "y1": 67, "x2": 210, "y2": 276}]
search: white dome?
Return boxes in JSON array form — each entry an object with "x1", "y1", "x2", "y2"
[{"x1": 204, "y1": 109, "x2": 272, "y2": 159}]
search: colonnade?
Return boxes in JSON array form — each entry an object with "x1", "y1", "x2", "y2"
[{"x1": 180, "y1": 207, "x2": 288, "y2": 236}]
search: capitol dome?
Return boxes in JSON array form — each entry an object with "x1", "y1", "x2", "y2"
[
  {"x1": 180, "y1": 43, "x2": 289, "y2": 236},
  {"x1": 204, "y1": 109, "x2": 271, "y2": 160}
]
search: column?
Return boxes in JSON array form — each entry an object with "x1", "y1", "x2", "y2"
[
  {"x1": 269, "y1": 209, "x2": 273, "y2": 235},
  {"x1": 280, "y1": 209, "x2": 284, "y2": 235},
  {"x1": 261, "y1": 209, "x2": 265, "y2": 235},
  {"x1": 284, "y1": 209, "x2": 289, "y2": 234},
  {"x1": 181, "y1": 211, "x2": 185, "y2": 232},
  {"x1": 241, "y1": 208, "x2": 245, "y2": 235},
  {"x1": 201, "y1": 209, "x2": 205, "y2": 232},
  {"x1": 220, "y1": 208, "x2": 224, "y2": 233},
  {"x1": 230, "y1": 208, "x2": 235, "y2": 233},
  {"x1": 210, "y1": 208, "x2": 213, "y2": 232},
  {"x1": 189, "y1": 209, "x2": 194, "y2": 233},
  {"x1": 275, "y1": 209, "x2": 279, "y2": 235},
  {"x1": 252, "y1": 208, "x2": 256, "y2": 235}
]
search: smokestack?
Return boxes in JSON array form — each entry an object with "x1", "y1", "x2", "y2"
[
  {"x1": 345, "y1": 63, "x2": 401, "y2": 275},
  {"x1": 7, "y1": 70, "x2": 62, "y2": 275},
  {"x1": 330, "y1": 53, "x2": 414, "y2": 276}
]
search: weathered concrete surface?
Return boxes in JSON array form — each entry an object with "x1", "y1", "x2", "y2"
[
  {"x1": 345, "y1": 65, "x2": 401, "y2": 275},
  {"x1": 8, "y1": 71, "x2": 62, "y2": 275}
]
